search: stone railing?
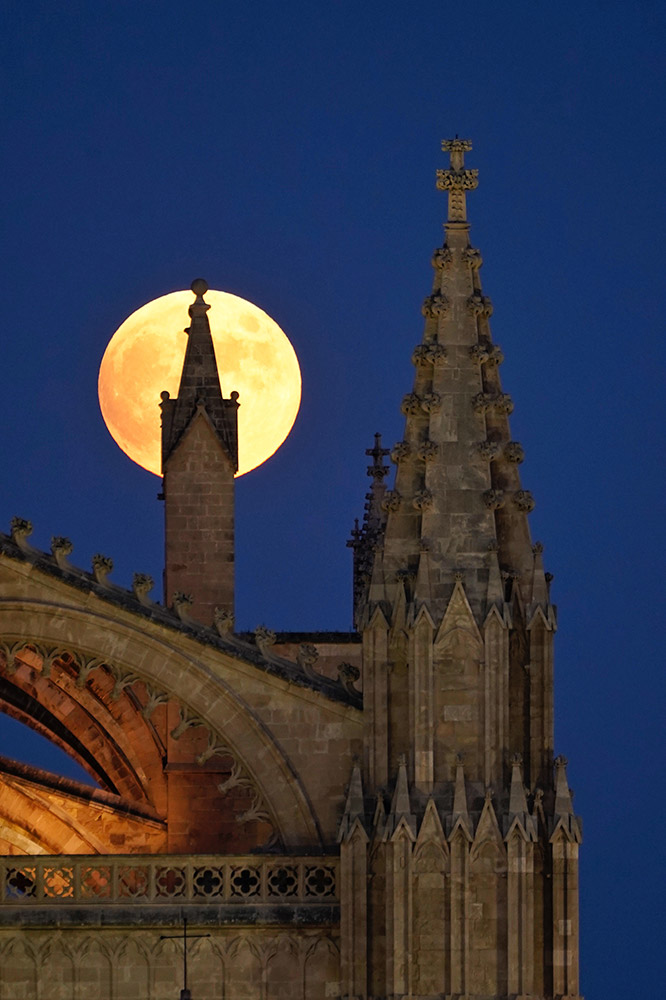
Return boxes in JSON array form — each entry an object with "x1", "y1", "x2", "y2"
[{"x1": 0, "y1": 854, "x2": 337, "y2": 907}]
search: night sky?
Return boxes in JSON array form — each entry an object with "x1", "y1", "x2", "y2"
[{"x1": 2, "y1": 1, "x2": 665, "y2": 994}]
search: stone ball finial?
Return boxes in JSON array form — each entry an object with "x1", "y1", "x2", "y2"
[{"x1": 191, "y1": 278, "x2": 208, "y2": 297}]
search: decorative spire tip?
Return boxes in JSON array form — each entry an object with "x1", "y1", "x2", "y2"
[{"x1": 191, "y1": 278, "x2": 208, "y2": 299}]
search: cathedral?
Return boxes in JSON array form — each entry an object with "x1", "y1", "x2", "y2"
[{"x1": 0, "y1": 140, "x2": 582, "y2": 999}]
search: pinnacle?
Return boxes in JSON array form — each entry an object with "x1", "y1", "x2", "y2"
[{"x1": 358, "y1": 142, "x2": 536, "y2": 624}]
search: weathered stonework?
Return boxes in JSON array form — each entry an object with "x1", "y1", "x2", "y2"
[{"x1": 0, "y1": 141, "x2": 581, "y2": 999}]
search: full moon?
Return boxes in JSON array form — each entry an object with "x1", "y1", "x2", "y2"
[{"x1": 98, "y1": 289, "x2": 301, "y2": 477}]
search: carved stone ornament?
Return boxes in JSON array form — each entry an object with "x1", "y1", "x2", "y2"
[
  {"x1": 172, "y1": 593, "x2": 194, "y2": 621},
  {"x1": 254, "y1": 625, "x2": 277, "y2": 649},
  {"x1": 504, "y1": 441, "x2": 525, "y2": 463},
  {"x1": 421, "y1": 392, "x2": 442, "y2": 413},
  {"x1": 10, "y1": 517, "x2": 33, "y2": 545},
  {"x1": 472, "y1": 392, "x2": 494, "y2": 414},
  {"x1": 513, "y1": 490, "x2": 535, "y2": 513},
  {"x1": 485, "y1": 344, "x2": 504, "y2": 365},
  {"x1": 51, "y1": 536, "x2": 73, "y2": 563},
  {"x1": 532, "y1": 541, "x2": 544, "y2": 555},
  {"x1": 477, "y1": 440, "x2": 501, "y2": 461},
  {"x1": 391, "y1": 441, "x2": 410, "y2": 463},
  {"x1": 483, "y1": 489, "x2": 505, "y2": 510},
  {"x1": 132, "y1": 573, "x2": 154, "y2": 604},
  {"x1": 466, "y1": 293, "x2": 493, "y2": 317},
  {"x1": 436, "y1": 168, "x2": 479, "y2": 191},
  {"x1": 381, "y1": 490, "x2": 401, "y2": 513},
  {"x1": 412, "y1": 490, "x2": 434, "y2": 512},
  {"x1": 401, "y1": 393, "x2": 423, "y2": 416},
  {"x1": 493, "y1": 393, "x2": 514, "y2": 415},
  {"x1": 213, "y1": 607, "x2": 235, "y2": 635},
  {"x1": 554, "y1": 754, "x2": 568, "y2": 770},
  {"x1": 462, "y1": 246, "x2": 483, "y2": 268},
  {"x1": 412, "y1": 343, "x2": 448, "y2": 367},
  {"x1": 338, "y1": 662, "x2": 360, "y2": 695},
  {"x1": 431, "y1": 246, "x2": 453, "y2": 269},
  {"x1": 442, "y1": 138, "x2": 473, "y2": 153},
  {"x1": 297, "y1": 643, "x2": 319, "y2": 671},
  {"x1": 469, "y1": 344, "x2": 490, "y2": 364},
  {"x1": 417, "y1": 440, "x2": 439, "y2": 462},
  {"x1": 92, "y1": 553, "x2": 113, "y2": 584},
  {"x1": 421, "y1": 293, "x2": 449, "y2": 319}
]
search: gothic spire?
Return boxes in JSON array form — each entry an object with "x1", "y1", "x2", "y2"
[
  {"x1": 161, "y1": 279, "x2": 239, "y2": 470},
  {"x1": 368, "y1": 140, "x2": 536, "y2": 623}
]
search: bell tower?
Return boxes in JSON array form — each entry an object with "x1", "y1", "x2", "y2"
[
  {"x1": 340, "y1": 141, "x2": 582, "y2": 1000},
  {"x1": 160, "y1": 278, "x2": 239, "y2": 625}
]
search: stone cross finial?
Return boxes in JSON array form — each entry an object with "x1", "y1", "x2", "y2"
[
  {"x1": 437, "y1": 138, "x2": 478, "y2": 224},
  {"x1": 366, "y1": 432, "x2": 390, "y2": 480}
]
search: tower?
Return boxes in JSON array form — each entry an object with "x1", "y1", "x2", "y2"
[
  {"x1": 160, "y1": 278, "x2": 239, "y2": 625},
  {"x1": 0, "y1": 141, "x2": 582, "y2": 1000},
  {"x1": 340, "y1": 139, "x2": 582, "y2": 1000}
]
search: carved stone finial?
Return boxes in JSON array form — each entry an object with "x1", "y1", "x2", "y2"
[
  {"x1": 493, "y1": 393, "x2": 514, "y2": 415},
  {"x1": 437, "y1": 142, "x2": 478, "y2": 223},
  {"x1": 472, "y1": 392, "x2": 493, "y2": 414},
  {"x1": 51, "y1": 536, "x2": 73, "y2": 568},
  {"x1": 453, "y1": 571, "x2": 464, "y2": 582},
  {"x1": 513, "y1": 490, "x2": 536, "y2": 513},
  {"x1": 417, "y1": 440, "x2": 439, "y2": 463},
  {"x1": 191, "y1": 277, "x2": 208, "y2": 298},
  {"x1": 172, "y1": 592, "x2": 194, "y2": 621},
  {"x1": 412, "y1": 490, "x2": 434, "y2": 512},
  {"x1": 421, "y1": 392, "x2": 442, "y2": 414},
  {"x1": 504, "y1": 441, "x2": 525, "y2": 464},
  {"x1": 213, "y1": 608, "x2": 235, "y2": 636},
  {"x1": 401, "y1": 393, "x2": 422, "y2": 416},
  {"x1": 254, "y1": 625, "x2": 277, "y2": 650},
  {"x1": 391, "y1": 441, "x2": 410, "y2": 464},
  {"x1": 462, "y1": 246, "x2": 483, "y2": 269},
  {"x1": 467, "y1": 293, "x2": 493, "y2": 317},
  {"x1": 10, "y1": 517, "x2": 33, "y2": 547},
  {"x1": 532, "y1": 542, "x2": 544, "y2": 555},
  {"x1": 510, "y1": 752, "x2": 523, "y2": 766},
  {"x1": 483, "y1": 489, "x2": 505, "y2": 510},
  {"x1": 477, "y1": 440, "x2": 501, "y2": 462},
  {"x1": 469, "y1": 344, "x2": 490, "y2": 364},
  {"x1": 297, "y1": 643, "x2": 319, "y2": 676},
  {"x1": 132, "y1": 573, "x2": 154, "y2": 606},
  {"x1": 338, "y1": 662, "x2": 360, "y2": 695},
  {"x1": 92, "y1": 554, "x2": 113, "y2": 585},
  {"x1": 412, "y1": 343, "x2": 448, "y2": 367},
  {"x1": 366, "y1": 432, "x2": 390, "y2": 480},
  {"x1": 381, "y1": 491, "x2": 401, "y2": 513},
  {"x1": 421, "y1": 293, "x2": 449, "y2": 319},
  {"x1": 554, "y1": 754, "x2": 568, "y2": 770},
  {"x1": 431, "y1": 245, "x2": 453, "y2": 270}
]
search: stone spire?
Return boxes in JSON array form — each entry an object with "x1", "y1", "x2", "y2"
[
  {"x1": 367, "y1": 139, "x2": 535, "y2": 623},
  {"x1": 348, "y1": 433, "x2": 390, "y2": 627},
  {"x1": 160, "y1": 280, "x2": 240, "y2": 625}
]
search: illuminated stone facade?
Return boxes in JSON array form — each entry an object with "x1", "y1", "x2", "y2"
[{"x1": 0, "y1": 141, "x2": 582, "y2": 999}]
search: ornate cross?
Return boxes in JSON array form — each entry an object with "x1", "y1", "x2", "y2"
[
  {"x1": 436, "y1": 138, "x2": 478, "y2": 223},
  {"x1": 366, "y1": 432, "x2": 389, "y2": 480},
  {"x1": 160, "y1": 916, "x2": 211, "y2": 1000}
]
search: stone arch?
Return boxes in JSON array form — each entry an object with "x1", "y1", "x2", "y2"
[
  {"x1": 0, "y1": 937, "x2": 38, "y2": 999},
  {"x1": 266, "y1": 935, "x2": 302, "y2": 1000},
  {"x1": 226, "y1": 936, "x2": 262, "y2": 1000},
  {"x1": 188, "y1": 937, "x2": 225, "y2": 1000},
  {"x1": 37, "y1": 938, "x2": 75, "y2": 1000},
  {"x1": 0, "y1": 599, "x2": 322, "y2": 849},
  {"x1": 304, "y1": 936, "x2": 340, "y2": 1000},
  {"x1": 76, "y1": 937, "x2": 112, "y2": 1000},
  {"x1": 114, "y1": 937, "x2": 150, "y2": 1000}
]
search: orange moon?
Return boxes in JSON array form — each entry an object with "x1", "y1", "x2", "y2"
[{"x1": 98, "y1": 289, "x2": 301, "y2": 477}]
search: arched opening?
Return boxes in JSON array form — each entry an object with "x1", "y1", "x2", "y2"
[{"x1": 0, "y1": 712, "x2": 99, "y2": 786}]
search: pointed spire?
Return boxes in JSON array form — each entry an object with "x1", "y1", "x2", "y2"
[
  {"x1": 509, "y1": 754, "x2": 529, "y2": 816},
  {"x1": 349, "y1": 433, "x2": 390, "y2": 627},
  {"x1": 530, "y1": 542, "x2": 549, "y2": 606},
  {"x1": 447, "y1": 754, "x2": 473, "y2": 840},
  {"x1": 338, "y1": 763, "x2": 366, "y2": 841},
  {"x1": 161, "y1": 279, "x2": 239, "y2": 470},
  {"x1": 366, "y1": 140, "x2": 536, "y2": 625},
  {"x1": 553, "y1": 755, "x2": 573, "y2": 817},
  {"x1": 550, "y1": 755, "x2": 583, "y2": 842},
  {"x1": 385, "y1": 755, "x2": 416, "y2": 837}
]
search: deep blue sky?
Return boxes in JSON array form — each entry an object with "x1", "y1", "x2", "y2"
[{"x1": 1, "y1": 1, "x2": 665, "y2": 994}]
